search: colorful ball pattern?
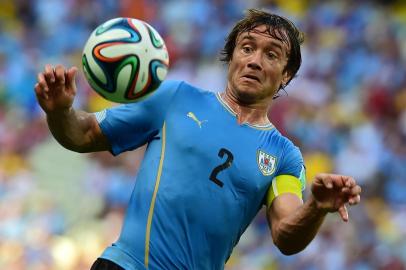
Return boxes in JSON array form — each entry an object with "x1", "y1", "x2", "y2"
[{"x1": 82, "y1": 18, "x2": 169, "y2": 103}]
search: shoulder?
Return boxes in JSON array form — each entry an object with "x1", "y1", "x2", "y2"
[
  {"x1": 267, "y1": 128, "x2": 300, "y2": 153},
  {"x1": 279, "y1": 134, "x2": 302, "y2": 163},
  {"x1": 281, "y1": 135, "x2": 301, "y2": 155},
  {"x1": 264, "y1": 130, "x2": 306, "y2": 193},
  {"x1": 172, "y1": 80, "x2": 213, "y2": 94},
  {"x1": 155, "y1": 79, "x2": 183, "y2": 95},
  {"x1": 268, "y1": 129, "x2": 304, "y2": 171},
  {"x1": 162, "y1": 80, "x2": 215, "y2": 101}
]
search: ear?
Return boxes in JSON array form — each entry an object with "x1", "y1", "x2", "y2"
[{"x1": 281, "y1": 70, "x2": 291, "y2": 86}]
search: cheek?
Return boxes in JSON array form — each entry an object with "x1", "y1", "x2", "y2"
[
  {"x1": 227, "y1": 66, "x2": 234, "y2": 82},
  {"x1": 267, "y1": 64, "x2": 285, "y2": 80},
  {"x1": 228, "y1": 62, "x2": 240, "y2": 80}
]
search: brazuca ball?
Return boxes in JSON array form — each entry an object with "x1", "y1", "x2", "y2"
[{"x1": 82, "y1": 17, "x2": 169, "y2": 103}]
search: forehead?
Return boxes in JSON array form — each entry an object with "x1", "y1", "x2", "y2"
[{"x1": 237, "y1": 25, "x2": 290, "y2": 51}]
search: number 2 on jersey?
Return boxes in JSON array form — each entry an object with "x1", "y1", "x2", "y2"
[{"x1": 209, "y1": 148, "x2": 234, "y2": 187}]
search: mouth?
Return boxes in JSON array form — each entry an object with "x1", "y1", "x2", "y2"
[{"x1": 242, "y1": 74, "x2": 260, "y2": 82}]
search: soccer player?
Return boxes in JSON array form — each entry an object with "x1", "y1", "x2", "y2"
[{"x1": 34, "y1": 9, "x2": 361, "y2": 270}]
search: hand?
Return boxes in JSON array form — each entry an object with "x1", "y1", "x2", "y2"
[
  {"x1": 34, "y1": 64, "x2": 78, "y2": 114},
  {"x1": 311, "y1": 173, "x2": 361, "y2": 222}
]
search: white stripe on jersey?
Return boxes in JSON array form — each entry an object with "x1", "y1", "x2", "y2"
[{"x1": 94, "y1": 110, "x2": 107, "y2": 123}]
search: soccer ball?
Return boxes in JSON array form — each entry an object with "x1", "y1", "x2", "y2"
[{"x1": 82, "y1": 18, "x2": 169, "y2": 103}]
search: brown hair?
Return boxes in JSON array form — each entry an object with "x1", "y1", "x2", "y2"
[{"x1": 221, "y1": 9, "x2": 304, "y2": 91}]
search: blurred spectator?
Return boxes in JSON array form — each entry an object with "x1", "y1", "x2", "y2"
[{"x1": 0, "y1": 0, "x2": 405, "y2": 269}]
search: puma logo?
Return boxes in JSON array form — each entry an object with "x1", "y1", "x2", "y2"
[{"x1": 187, "y1": 112, "x2": 208, "y2": 128}]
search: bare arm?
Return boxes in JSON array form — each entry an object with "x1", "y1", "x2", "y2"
[
  {"x1": 268, "y1": 174, "x2": 361, "y2": 255},
  {"x1": 46, "y1": 108, "x2": 110, "y2": 153},
  {"x1": 267, "y1": 194, "x2": 326, "y2": 255},
  {"x1": 35, "y1": 64, "x2": 110, "y2": 153}
]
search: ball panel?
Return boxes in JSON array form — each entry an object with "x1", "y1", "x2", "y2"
[
  {"x1": 116, "y1": 56, "x2": 139, "y2": 96},
  {"x1": 95, "y1": 18, "x2": 123, "y2": 35},
  {"x1": 144, "y1": 23, "x2": 164, "y2": 49},
  {"x1": 97, "y1": 43, "x2": 146, "y2": 60},
  {"x1": 116, "y1": 64, "x2": 133, "y2": 94},
  {"x1": 95, "y1": 42, "x2": 130, "y2": 62},
  {"x1": 83, "y1": 57, "x2": 111, "y2": 99},
  {"x1": 96, "y1": 28, "x2": 133, "y2": 42},
  {"x1": 149, "y1": 60, "x2": 168, "y2": 91},
  {"x1": 125, "y1": 66, "x2": 151, "y2": 100},
  {"x1": 82, "y1": 54, "x2": 107, "y2": 87},
  {"x1": 96, "y1": 18, "x2": 141, "y2": 43},
  {"x1": 154, "y1": 62, "x2": 168, "y2": 82}
]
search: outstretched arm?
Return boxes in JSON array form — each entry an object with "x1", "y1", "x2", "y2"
[
  {"x1": 35, "y1": 64, "x2": 110, "y2": 153},
  {"x1": 267, "y1": 174, "x2": 361, "y2": 255}
]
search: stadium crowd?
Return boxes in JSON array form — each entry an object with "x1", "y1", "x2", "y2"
[{"x1": 0, "y1": 0, "x2": 405, "y2": 269}]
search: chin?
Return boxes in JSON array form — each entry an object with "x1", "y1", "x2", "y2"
[{"x1": 235, "y1": 88, "x2": 263, "y2": 104}]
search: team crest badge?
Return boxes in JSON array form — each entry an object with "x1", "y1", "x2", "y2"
[{"x1": 257, "y1": 150, "x2": 277, "y2": 176}]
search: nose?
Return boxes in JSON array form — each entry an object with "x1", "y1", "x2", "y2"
[{"x1": 246, "y1": 51, "x2": 263, "y2": 71}]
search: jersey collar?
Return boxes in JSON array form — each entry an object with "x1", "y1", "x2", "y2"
[{"x1": 216, "y1": 93, "x2": 274, "y2": 130}]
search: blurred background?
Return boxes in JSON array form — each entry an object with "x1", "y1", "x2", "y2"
[{"x1": 0, "y1": 0, "x2": 405, "y2": 269}]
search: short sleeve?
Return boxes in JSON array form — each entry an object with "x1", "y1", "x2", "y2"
[
  {"x1": 94, "y1": 80, "x2": 182, "y2": 155},
  {"x1": 278, "y1": 143, "x2": 306, "y2": 190},
  {"x1": 265, "y1": 141, "x2": 306, "y2": 207}
]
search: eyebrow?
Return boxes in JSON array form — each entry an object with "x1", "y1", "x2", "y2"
[{"x1": 239, "y1": 33, "x2": 285, "y2": 53}]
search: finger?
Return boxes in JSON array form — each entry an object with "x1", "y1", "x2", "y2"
[
  {"x1": 37, "y1": 72, "x2": 49, "y2": 92},
  {"x1": 343, "y1": 176, "x2": 356, "y2": 188},
  {"x1": 34, "y1": 83, "x2": 41, "y2": 95},
  {"x1": 348, "y1": 195, "x2": 361, "y2": 205},
  {"x1": 315, "y1": 173, "x2": 333, "y2": 189},
  {"x1": 350, "y1": 185, "x2": 361, "y2": 195},
  {"x1": 332, "y1": 175, "x2": 355, "y2": 189},
  {"x1": 44, "y1": 64, "x2": 55, "y2": 83},
  {"x1": 342, "y1": 185, "x2": 362, "y2": 196},
  {"x1": 338, "y1": 205, "x2": 348, "y2": 222},
  {"x1": 317, "y1": 173, "x2": 351, "y2": 189},
  {"x1": 54, "y1": 65, "x2": 66, "y2": 85},
  {"x1": 66, "y1": 66, "x2": 78, "y2": 86},
  {"x1": 34, "y1": 82, "x2": 48, "y2": 100}
]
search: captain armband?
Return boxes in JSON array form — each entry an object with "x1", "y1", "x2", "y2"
[{"x1": 266, "y1": 175, "x2": 303, "y2": 207}]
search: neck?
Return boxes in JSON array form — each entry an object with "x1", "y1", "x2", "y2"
[{"x1": 220, "y1": 91, "x2": 271, "y2": 126}]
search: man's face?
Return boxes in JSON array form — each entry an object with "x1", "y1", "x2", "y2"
[{"x1": 227, "y1": 25, "x2": 290, "y2": 104}]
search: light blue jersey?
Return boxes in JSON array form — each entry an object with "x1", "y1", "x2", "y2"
[{"x1": 95, "y1": 80, "x2": 305, "y2": 270}]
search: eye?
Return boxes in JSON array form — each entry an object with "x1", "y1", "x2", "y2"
[
  {"x1": 267, "y1": 51, "x2": 278, "y2": 60},
  {"x1": 241, "y1": 45, "x2": 253, "y2": 54}
]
